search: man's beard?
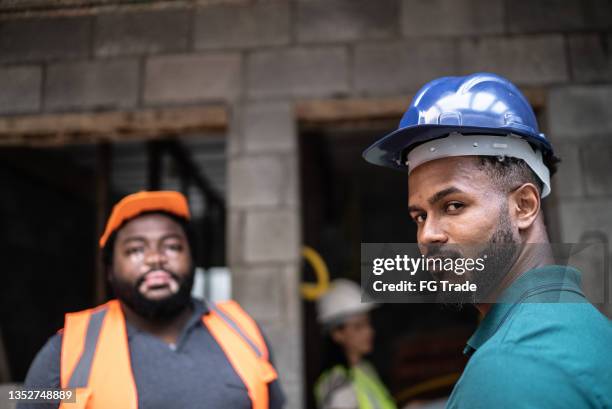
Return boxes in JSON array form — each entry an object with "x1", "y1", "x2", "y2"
[
  {"x1": 427, "y1": 204, "x2": 520, "y2": 305},
  {"x1": 109, "y1": 268, "x2": 195, "y2": 322}
]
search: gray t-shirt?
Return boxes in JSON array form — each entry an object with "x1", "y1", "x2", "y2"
[{"x1": 18, "y1": 299, "x2": 285, "y2": 409}]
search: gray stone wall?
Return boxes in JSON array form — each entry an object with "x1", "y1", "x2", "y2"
[{"x1": 1, "y1": 0, "x2": 612, "y2": 405}]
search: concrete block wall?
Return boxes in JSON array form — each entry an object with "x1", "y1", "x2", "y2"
[
  {"x1": 549, "y1": 85, "x2": 612, "y2": 315},
  {"x1": 1, "y1": 0, "x2": 612, "y2": 404}
]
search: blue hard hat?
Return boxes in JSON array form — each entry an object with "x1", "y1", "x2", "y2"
[{"x1": 363, "y1": 72, "x2": 553, "y2": 170}]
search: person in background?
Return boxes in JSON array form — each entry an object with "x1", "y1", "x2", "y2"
[
  {"x1": 19, "y1": 191, "x2": 284, "y2": 409},
  {"x1": 315, "y1": 279, "x2": 397, "y2": 409}
]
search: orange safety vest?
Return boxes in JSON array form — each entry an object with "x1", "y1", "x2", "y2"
[{"x1": 58, "y1": 299, "x2": 277, "y2": 409}]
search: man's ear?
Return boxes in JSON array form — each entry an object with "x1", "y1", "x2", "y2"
[{"x1": 509, "y1": 183, "x2": 540, "y2": 231}]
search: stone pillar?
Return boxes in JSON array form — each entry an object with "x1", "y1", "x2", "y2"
[{"x1": 227, "y1": 100, "x2": 303, "y2": 408}]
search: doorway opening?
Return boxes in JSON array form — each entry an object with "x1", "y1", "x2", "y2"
[
  {"x1": 299, "y1": 116, "x2": 478, "y2": 409},
  {"x1": 0, "y1": 107, "x2": 227, "y2": 382}
]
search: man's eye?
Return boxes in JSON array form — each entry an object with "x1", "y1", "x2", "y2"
[
  {"x1": 414, "y1": 214, "x2": 426, "y2": 224},
  {"x1": 446, "y1": 202, "x2": 464, "y2": 213},
  {"x1": 165, "y1": 244, "x2": 183, "y2": 251},
  {"x1": 126, "y1": 247, "x2": 144, "y2": 256}
]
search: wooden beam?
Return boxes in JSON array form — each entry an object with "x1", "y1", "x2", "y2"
[
  {"x1": 0, "y1": 1, "x2": 249, "y2": 19},
  {"x1": 295, "y1": 96, "x2": 409, "y2": 125},
  {"x1": 295, "y1": 87, "x2": 547, "y2": 125},
  {"x1": 0, "y1": 105, "x2": 228, "y2": 147},
  {"x1": 521, "y1": 87, "x2": 547, "y2": 111}
]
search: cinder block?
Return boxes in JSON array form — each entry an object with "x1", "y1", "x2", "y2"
[
  {"x1": 246, "y1": 47, "x2": 349, "y2": 99},
  {"x1": 548, "y1": 85, "x2": 612, "y2": 139},
  {"x1": 568, "y1": 34, "x2": 612, "y2": 83},
  {"x1": 227, "y1": 209, "x2": 244, "y2": 266},
  {"x1": 583, "y1": 0, "x2": 612, "y2": 30},
  {"x1": 401, "y1": 0, "x2": 504, "y2": 37},
  {"x1": 242, "y1": 101, "x2": 296, "y2": 153},
  {"x1": 194, "y1": 2, "x2": 289, "y2": 49},
  {"x1": 551, "y1": 143, "x2": 584, "y2": 198},
  {"x1": 261, "y1": 318, "x2": 303, "y2": 406},
  {"x1": 458, "y1": 35, "x2": 568, "y2": 85},
  {"x1": 278, "y1": 379, "x2": 303, "y2": 409},
  {"x1": 244, "y1": 209, "x2": 299, "y2": 263},
  {"x1": 0, "y1": 17, "x2": 91, "y2": 63},
  {"x1": 228, "y1": 155, "x2": 287, "y2": 207},
  {"x1": 263, "y1": 318, "x2": 303, "y2": 378},
  {"x1": 94, "y1": 10, "x2": 190, "y2": 57},
  {"x1": 581, "y1": 145, "x2": 612, "y2": 196},
  {"x1": 0, "y1": 65, "x2": 41, "y2": 115},
  {"x1": 227, "y1": 103, "x2": 244, "y2": 156},
  {"x1": 45, "y1": 59, "x2": 139, "y2": 111},
  {"x1": 507, "y1": 0, "x2": 585, "y2": 33},
  {"x1": 144, "y1": 53, "x2": 242, "y2": 104},
  {"x1": 296, "y1": 0, "x2": 398, "y2": 43},
  {"x1": 558, "y1": 199, "x2": 612, "y2": 242},
  {"x1": 354, "y1": 39, "x2": 457, "y2": 95},
  {"x1": 284, "y1": 156, "x2": 299, "y2": 207},
  {"x1": 0, "y1": 383, "x2": 21, "y2": 409},
  {"x1": 231, "y1": 265, "x2": 283, "y2": 323}
]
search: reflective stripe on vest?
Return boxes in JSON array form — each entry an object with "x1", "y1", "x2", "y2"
[{"x1": 59, "y1": 299, "x2": 276, "y2": 409}]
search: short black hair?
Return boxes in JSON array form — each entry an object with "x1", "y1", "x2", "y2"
[
  {"x1": 476, "y1": 151, "x2": 561, "y2": 196},
  {"x1": 320, "y1": 325, "x2": 351, "y2": 373},
  {"x1": 101, "y1": 211, "x2": 196, "y2": 271}
]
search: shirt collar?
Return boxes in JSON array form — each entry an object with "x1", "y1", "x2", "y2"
[{"x1": 464, "y1": 264, "x2": 584, "y2": 356}]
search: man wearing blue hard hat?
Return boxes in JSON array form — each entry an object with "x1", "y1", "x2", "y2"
[{"x1": 363, "y1": 73, "x2": 612, "y2": 408}]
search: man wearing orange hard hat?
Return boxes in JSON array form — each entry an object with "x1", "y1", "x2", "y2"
[{"x1": 19, "y1": 191, "x2": 285, "y2": 409}]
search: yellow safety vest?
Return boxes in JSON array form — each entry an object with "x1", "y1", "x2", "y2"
[
  {"x1": 315, "y1": 362, "x2": 397, "y2": 409},
  {"x1": 58, "y1": 299, "x2": 277, "y2": 409}
]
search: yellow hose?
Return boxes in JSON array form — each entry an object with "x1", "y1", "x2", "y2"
[{"x1": 301, "y1": 246, "x2": 331, "y2": 301}]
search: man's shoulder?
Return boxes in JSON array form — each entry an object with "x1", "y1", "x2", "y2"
[
  {"x1": 495, "y1": 302, "x2": 612, "y2": 355},
  {"x1": 453, "y1": 303, "x2": 612, "y2": 408},
  {"x1": 448, "y1": 347, "x2": 586, "y2": 409},
  {"x1": 22, "y1": 333, "x2": 63, "y2": 389}
]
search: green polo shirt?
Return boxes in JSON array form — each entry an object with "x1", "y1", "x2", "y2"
[{"x1": 446, "y1": 265, "x2": 612, "y2": 409}]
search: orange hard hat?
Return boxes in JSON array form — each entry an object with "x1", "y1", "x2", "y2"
[{"x1": 99, "y1": 191, "x2": 191, "y2": 248}]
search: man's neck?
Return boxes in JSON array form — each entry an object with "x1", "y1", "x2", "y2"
[
  {"x1": 475, "y1": 238, "x2": 555, "y2": 316},
  {"x1": 346, "y1": 350, "x2": 363, "y2": 367},
  {"x1": 120, "y1": 302, "x2": 194, "y2": 346}
]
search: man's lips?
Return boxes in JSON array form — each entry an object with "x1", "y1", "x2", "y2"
[{"x1": 140, "y1": 270, "x2": 176, "y2": 291}]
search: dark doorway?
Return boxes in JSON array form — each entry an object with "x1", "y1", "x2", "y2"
[
  {"x1": 0, "y1": 135, "x2": 226, "y2": 382},
  {"x1": 300, "y1": 121, "x2": 478, "y2": 409}
]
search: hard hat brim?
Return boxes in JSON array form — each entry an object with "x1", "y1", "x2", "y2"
[
  {"x1": 363, "y1": 124, "x2": 553, "y2": 171},
  {"x1": 318, "y1": 302, "x2": 378, "y2": 327}
]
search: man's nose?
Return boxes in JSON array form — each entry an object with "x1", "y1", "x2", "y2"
[
  {"x1": 418, "y1": 217, "x2": 448, "y2": 245},
  {"x1": 144, "y1": 248, "x2": 168, "y2": 266}
]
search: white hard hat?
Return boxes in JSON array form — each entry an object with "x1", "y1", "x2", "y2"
[{"x1": 316, "y1": 279, "x2": 375, "y2": 326}]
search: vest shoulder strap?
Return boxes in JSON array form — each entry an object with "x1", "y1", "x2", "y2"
[
  {"x1": 59, "y1": 300, "x2": 137, "y2": 409},
  {"x1": 208, "y1": 300, "x2": 270, "y2": 360},
  {"x1": 203, "y1": 300, "x2": 278, "y2": 409}
]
